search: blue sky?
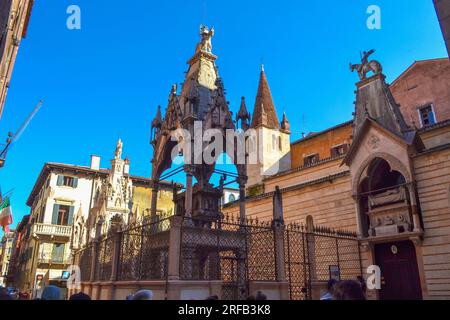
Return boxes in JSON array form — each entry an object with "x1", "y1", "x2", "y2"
[{"x1": 0, "y1": 0, "x2": 447, "y2": 229}]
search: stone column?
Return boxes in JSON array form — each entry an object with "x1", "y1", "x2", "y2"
[
  {"x1": 237, "y1": 177, "x2": 247, "y2": 224},
  {"x1": 167, "y1": 215, "x2": 183, "y2": 281},
  {"x1": 306, "y1": 225, "x2": 317, "y2": 281},
  {"x1": 273, "y1": 222, "x2": 287, "y2": 282},
  {"x1": 407, "y1": 183, "x2": 423, "y2": 232},
  {"x1": 272, "y1": 186, "x2": 286, "y2": 282},
  {"x1": 184, "y1": 165, "x2": 195, "y2": 218},
  {"x1": 353, "y1": 194, "x2": 364, "y2": 238}
]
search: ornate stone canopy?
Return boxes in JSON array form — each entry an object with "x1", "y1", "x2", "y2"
[
  {"x1": 150, "y1": 26, "x2": 248, "y2": 223},
  {"x1": 150, "y1": 26, "x2": 247, "y2": 183}
]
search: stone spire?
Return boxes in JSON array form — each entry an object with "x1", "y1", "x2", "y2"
[
  {"x1": 236, "y1": 96, "x2": 251, "y2": 130},
  {"x1": 250, "y1": 65, "x2": 280, "y2": 129},
  {"x1": 281, "y1": 112, "x2": 290, "y2": 133},
  {"x1": 351, "y1": 51, "x2": 409, "y2": 138},
  {"x1": 151, "y1": 105, "x2": 162, "y2": 130},
  {"x1": 180, "y1": 25, "x2": 220, "y2": 120}
]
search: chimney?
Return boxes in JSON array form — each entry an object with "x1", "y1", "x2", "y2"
[{"x1": 90, "y1": 155, "x2": 100, "y2": 170}]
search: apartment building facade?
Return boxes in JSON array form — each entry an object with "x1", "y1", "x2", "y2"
[
  {"x1": 0, "y1": 0, "x2": 33, "y2": 119},
  {"x1": 16, "y1": 141, "x2": 176, "y2": 298}
]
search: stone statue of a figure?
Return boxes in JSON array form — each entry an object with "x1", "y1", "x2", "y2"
[
  {"x1": 196, "y1": 25, "x2": 215, "y2": 53},
  {"x1": 350, "y1": 49, "x2": 383, "y2": 80},
  {"x1": 115, "y1": 139, "x2": 123, "y2": 159}
]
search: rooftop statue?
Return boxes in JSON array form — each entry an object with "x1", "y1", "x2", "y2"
[
  {"x1": 196, "y1": 25, "x2": 215, "y2": 53},
  {"x1": 350, "y1": 49, "x2": 383, "y2": 80},
  {"x1": 115, "y1": 139, "x2": 123, "y2": 159}
]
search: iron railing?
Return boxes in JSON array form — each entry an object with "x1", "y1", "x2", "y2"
[{"x1": 73, "y1": 214, "x2": 362, "y2": 301}]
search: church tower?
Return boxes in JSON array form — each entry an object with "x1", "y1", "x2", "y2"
[{"x1": 247, "y1": 66, "x2": 291, "y2": 191}]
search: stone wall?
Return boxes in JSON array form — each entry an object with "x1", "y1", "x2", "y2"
[
  {"x1": 414, "y1": 146, "x2": 450, "y2": 299},
  {"x1": 225, "y1": 173, "x2": 356, "y2": 230}
]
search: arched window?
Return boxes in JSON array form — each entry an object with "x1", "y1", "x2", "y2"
[{"x1": 228, "y1": 194, "x2": 236, "y2": 203}]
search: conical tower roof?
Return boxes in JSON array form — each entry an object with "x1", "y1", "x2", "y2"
[{"x1": 250, "y1": 66, "x2": 280, "y2": 129}]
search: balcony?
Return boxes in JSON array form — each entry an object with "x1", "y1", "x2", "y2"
[
  {"x1": 33, "y1": 223, "x2": 72, "y2": 238},
  {"x1": 37, "y1": 257, "x2": 72, "y2": 266}
]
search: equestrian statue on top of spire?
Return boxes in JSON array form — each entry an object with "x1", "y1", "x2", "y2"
[{"x1": 350, "y1": 49, "x2": 383, "y2": 80}]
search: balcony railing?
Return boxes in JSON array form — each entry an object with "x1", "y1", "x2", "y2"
[
  {"x1": 33, "y1": 223, "x2": 72, "y2": 238},
  {"x1": 37, "y1": 257, "x2": 72, "y2": 265}
]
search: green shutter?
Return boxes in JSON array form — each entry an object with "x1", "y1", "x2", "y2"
[
  {"x1": 57, "y1": 175, "x2": 64, "y2": 186},
  {"x1": 68, "y1": 206, "x2": 74, "y2": 225},
  {"x1": 52, "y1": 204, "x2": 59, "y2": 225},
  {"x1": 72, "y1": 177, "x2": 78, "y2": 188}
]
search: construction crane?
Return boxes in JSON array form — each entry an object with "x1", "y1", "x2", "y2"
[{"x1": 0, "y1": 100, "x2": 43, "y2": 168}]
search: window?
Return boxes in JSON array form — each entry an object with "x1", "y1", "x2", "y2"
[
  {"x1": 38, "y1": 206, "x2": 45, "y2": 223},
  {"x1": 331, "y1": 144, "x2": 349, "y2": 158},
  {"x1": 51, "y1": 243, "x2": 65, "y2": 263},
  {"x1": 272, "y1": 134, "x2": 277, "y2": 150},
  {"x1": 56, "y1": 175, "x2": 78, "y2": 188},
  {"x1": 278, "y1": 136, "x2": 282, "y2": 151},
  {"x1": 52, "y1": 204, "x2": 74, "y2": 226},
  {"x1": 228, "y1": 194, "x2": 236, "y2": 203},
  {"x1": 418, "y1": 105, "x2": 436, "y2": 127},
  {"x1": 304, "y1": 154, "x2": 319, "y2": 166}
]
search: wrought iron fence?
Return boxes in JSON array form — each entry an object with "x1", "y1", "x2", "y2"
[
  {"x1": 284, "y1": 224, "x2": 362, "y2": 300},
  {"x1": 118, "y1": 217, "x2": 171, "y2": 281},
  {"x1": 78, "y1": 244, "x2": 93, "y2": 282},
  {"x1": 97, "y1": 236, "x2": 113, "y2": 281},
  {"x1": 285, "y1": 224, "x2": 310, "y2": 300},
  {"x1": 179, "y1": 215, "x2": 276, "y2": 300},
  {"x1": 73, "y1": 213, "x2": 362, "y2": 301}
]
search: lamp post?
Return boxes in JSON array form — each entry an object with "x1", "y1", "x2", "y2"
[{"x1": 0, "y1": 132, "x2": 13, "y2": 168}]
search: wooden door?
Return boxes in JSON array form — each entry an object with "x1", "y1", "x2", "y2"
[{"x1": 374, "y1": 240, "x2": 422, "y2": 300}]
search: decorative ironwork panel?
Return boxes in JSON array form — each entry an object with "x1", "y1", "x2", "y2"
[
  {"x1": 247, "y1": 226, "x2": 276, "y2": 281},
  {"x1": 284, "y1": 228, "x2": 309, "y2": 300},
  {"x1": 98, "y1": 237, "x2": 113, "y2": 281},
  {"x1": 117, "y1": 217, "x2": 170, "y2": 281}
]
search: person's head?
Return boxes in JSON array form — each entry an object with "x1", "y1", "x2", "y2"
[
  {"x1": 69, "y1": 292, "x2": 91, "y2": 300},
  {"x1": 0, "y1": 287, "x2": 12, "y2": 300},
  {"x1": 255, "y1": 291, "x2": 267, "y2": 300},
  {"x1": 41, "y1": 285, "x2": 62, "y2": 301},
  {"x1": 131, "y1": 290, "x2": 154, "y2": 300},
  {"x1": 332, "y1": 280, "x2": 366, "y2": 300},
  {"x1": 327, "y1": 279, "x2": 338, "y2": 294}
]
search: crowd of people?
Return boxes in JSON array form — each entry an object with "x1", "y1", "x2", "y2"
[{"x1": 0, "y1": 280, "x2": 366, "y2": 300}]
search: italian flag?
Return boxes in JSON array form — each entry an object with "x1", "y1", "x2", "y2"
[{"x1": 0, "y1": 197, "x2": 13, "y2": 232}]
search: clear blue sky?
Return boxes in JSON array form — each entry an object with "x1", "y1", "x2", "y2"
[{"x1": 0, "y1": 0, "x2": 447, "y2": 229}]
